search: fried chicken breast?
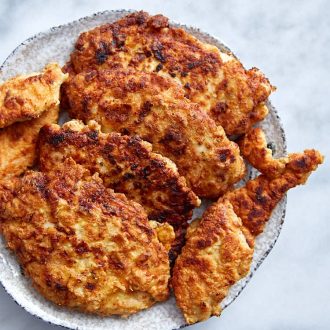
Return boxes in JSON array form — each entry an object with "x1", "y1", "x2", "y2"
[
  {"x1": 63, "y1": 69, "x2": 245, "y2": 198},
  {"x1": 0, "y1": 159, "x2": 171, "y2": 316},
  {"x1": 37, "y1": 120, "x2": 200, "y2": 259},
  {"x1": 0, "y1": 104, "x2": 59, "y2": 179},
  {"x1": 172, "y1": 149, "x2": 323, "y2": 324},
  {"x1": 0, "y1": 63, "x2": 66, "y2": 128},
  {"x1": 66, "y1": 11, "x2": 274, "y2": 135}
]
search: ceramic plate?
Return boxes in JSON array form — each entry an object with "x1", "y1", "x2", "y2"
[{"x1": 0, "y1": 9, "x2": 286, "y2": 330}]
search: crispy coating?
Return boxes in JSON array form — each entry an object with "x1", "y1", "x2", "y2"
[
  {"x1": 0, "y1": 63, "x2": 66, "y2": 128},
  {"x1": 238, "y1": 127, "x2": 288, "y2": 178},
  {"x1": 172, "y1": 200, "x2": 253, "y2": 324},
  {"x1": 0, "y1": 159, "x2": 170, "y2": 316},
  {"x1": 173, "y1": 149, "x2": 323, "y2": 324},
  {"x1": 149, "y1": 221, "x2": 176, "y2": 253},
  {"x1": 0, "y1": 104, "x2": 59, "y2": 179},
  {"x1": 63, "y1": 69, "x2": 245, "y2": 198},
  {"x1": 67, "y1": 11, "x2": 274, "y2": 135},
  {"x1": 37, "y1": 120, "x2": 200, "y2": 259},
  {"x1": 227, "y1": 149, "x2": 324, "y2": 238}
]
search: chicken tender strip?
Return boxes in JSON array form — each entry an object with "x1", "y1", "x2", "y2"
[
  {"x1": 67, "y1": 11, "x2": 274, "y2": 135},
  {"x1": 227, "y1": 149, "x2": 323, "y2": 239},
  {"x1": 38, "y1": 120, "x2": 200, "y2": 260},
  {"x1": 0, "y1": 104, "x2": 59, "y2": 179},
  {"x1": 173, "y1": 149, "x2": 323, "y2": 324},
  {"x1": 0, "y1": 159, "x2": 171, "y2": 316},
  {"x1": 63, "y1": 69, "x2": 245, "y2": 198},
  {"x1": 0, "y1": 63, "x2": 66, "y2": 128},
  {"x1": 238, "y1": 127, "x2": 290, "y2": 178}
]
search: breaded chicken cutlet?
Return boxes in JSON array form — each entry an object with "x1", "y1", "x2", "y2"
[
  {"x1": 0, "y1": 63, "x2": 67, "y2": 179},
  {"x1": 0, "y1": 159, "x2": 173, "y2": 316},
  {"x1": 0, "y1": 63, "x2": 66, "y2": 128},
  {"x1": 0, "y1": 104, "x2": 59, "y2": 179},
  {"x1": 37, "y1": 120, "x2": 200, "y2": 259},
  {"x1": 63, "y1": 68, "x2": 245, "y2": 199},
  {"x1": 65, "y1": 11, "x2": 274, "y2": 136},
  {"x1": 172, "y1": 148, "x2": 323, "y2": 324}
]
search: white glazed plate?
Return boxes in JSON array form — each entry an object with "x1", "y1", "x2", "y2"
[{"x1": 0, "y1": 10, "x2": 286, "y2": 330}]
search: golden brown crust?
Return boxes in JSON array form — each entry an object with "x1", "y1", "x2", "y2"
[
  {"x1": 63, "y1": 68, "x2": 245, "y2": 198},
  {"x1": 227, "y1": 149, "x2": 324, "y2": 237},
  {"x1": 0, "y1": 104, "x2": 59, "y2": 179},
  {"x1": 37, "y1": 120, "x2": 200, "y2": 260},
  {"x1": 238, "y1": 127, "x2": 287, "y2": 177},
  {"x1": 172, "y1": 200, "x2": 252, "y2": 324},
  {"x1": 0, "y1": 63, "x2": 67, "y2": 128},
  {"x1": 67, "y1": 11, "x2": 274, "y2": 135},
  {"x1": 149, "y1": 221, "x2": 175, "y2": 253},
  {"x1": 0, "y1": 159, "x2": 170, "y2": 316},
  {"x1": 172, "y1": 149, "x2": 323, "y2": 324}
]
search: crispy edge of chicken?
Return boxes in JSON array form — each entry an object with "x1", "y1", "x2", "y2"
[
  {"x1": 0, "y1": 104, "x2": 59, "y2": 179},
  {"x1": 63, "y1": 68, "x2": 246, "y2": 199},
  {"x1": 67, "y1": 11, "x2": 274, "y2": 135},
  {"x1": 172, "y1": 149, "x2": 323, "y2": 324},
  {"x1": 238, "y1": 127, "x2": 290, "y2": 178},
  {"x1": 37, "y1": 119, "x2": 200, "y2": 260},
  {"x1": 0, "y1": 63, "x2": 67, "y2": 128},
  {"x1": 0, "y1": 158, "x2": 172, "y2": 316}
]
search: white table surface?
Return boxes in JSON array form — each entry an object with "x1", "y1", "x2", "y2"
[{"x1": 0, "y1": 0, "x2": 329, "y2": 329}]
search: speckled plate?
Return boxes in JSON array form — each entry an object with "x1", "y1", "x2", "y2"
[{"x1": 0, "y1": 9, "x2": 287, "y2": 330}]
